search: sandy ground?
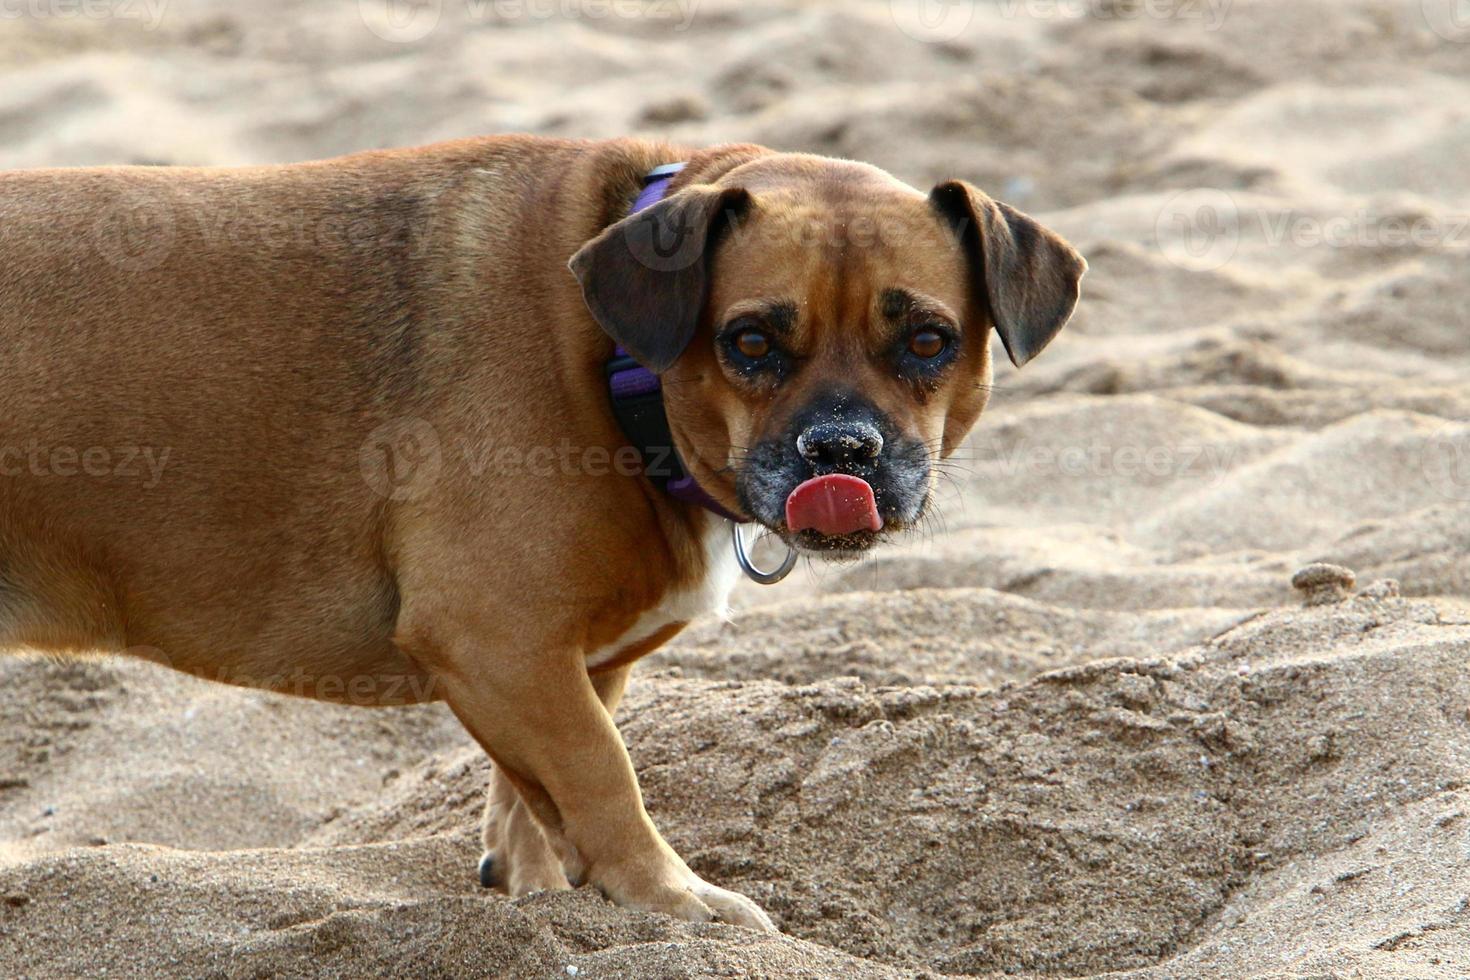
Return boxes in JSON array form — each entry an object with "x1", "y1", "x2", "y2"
[{"x1": 3, "y1": 1, "x2": 1470, "y2": 976}]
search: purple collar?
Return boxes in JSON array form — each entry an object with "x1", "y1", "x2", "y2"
[
  {"x1": 604, "y1": 163, "x2": 743, "y2": 523},
  {"x1": 631, "y1": 160, "x2": 685, "y2": 213}
]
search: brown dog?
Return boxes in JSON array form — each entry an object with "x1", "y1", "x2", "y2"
[{"x1": 0, "y1": 137, "x2": 1083, "y2": 929}]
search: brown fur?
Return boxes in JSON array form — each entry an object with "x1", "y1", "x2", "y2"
[{"x1": 0, "y1": 136, "x2": 1083, "y2": 929}]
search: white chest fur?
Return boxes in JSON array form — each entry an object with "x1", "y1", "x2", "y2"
[{"x1": 583, "y1": 519, "x2": 741, "y2": 670}]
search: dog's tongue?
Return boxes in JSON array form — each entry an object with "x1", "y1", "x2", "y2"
[{"x1": 785, "y1": 474, "x2": 883, "y2": 536}]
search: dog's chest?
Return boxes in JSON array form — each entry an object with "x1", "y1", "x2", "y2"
[{"x1": 584, "y1": 520, "x2": 740, "y2": 670}]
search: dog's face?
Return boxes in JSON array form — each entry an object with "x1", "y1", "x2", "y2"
[{"x1": 572, "y1": 154, "x2": 1085, "y2": 556}]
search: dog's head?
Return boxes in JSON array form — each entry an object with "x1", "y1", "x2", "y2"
[{"x1": 571, "y1": 151, "x2": 1085, "y2": 556}]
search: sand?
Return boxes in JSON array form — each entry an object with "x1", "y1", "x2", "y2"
[{"x1": 3, "y1": 1, "x2": 1470, "y2": 976}]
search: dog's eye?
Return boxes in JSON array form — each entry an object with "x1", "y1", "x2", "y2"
[
  {"x1": 734, "y1": 329, "x2": 772, "y2": 360},
  {"x1": 720, "y1": 320, "x2": 791, "y2": 381},
  {"x1": 908, "y1": 329, "x2": 947, "y2": 359}
]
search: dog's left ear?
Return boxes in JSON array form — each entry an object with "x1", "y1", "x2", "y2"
[
  {"x1": 929, "y1": 180, "x2": 1086, "y2": 368},
  {"x1": 570, "y1": 185, "x2": 752, "y2": 373}
]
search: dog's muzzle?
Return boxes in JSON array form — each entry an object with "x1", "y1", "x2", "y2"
[{"x1": 736, "y1": 395, "x2": 931, "y2": 553}]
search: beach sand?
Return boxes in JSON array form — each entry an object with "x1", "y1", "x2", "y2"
[{"x1": 2, "y1": 1, "x2": 1469, "y2": 975}]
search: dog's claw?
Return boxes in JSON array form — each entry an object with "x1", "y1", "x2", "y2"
[
  {"x1": 694, "y1": 882, "x2": 777, "y2": 932},
  {"x1": 478, "y1": 852, "x2": 498, "y2": 889}
]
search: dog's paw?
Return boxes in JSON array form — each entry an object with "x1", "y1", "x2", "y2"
[
  {"x1": 478, "y1": 852, "x2": 498, "y2": 889},
  {"x1": 479, "y1": 846, "x2": 572, "y2": 897},
  {"x1": 690, "y1": 880, "x2": 775, "y2": 931},
  {"x1": 510, "y1": 857, "x2": 573, "y2": 897},
  {"x1": 594, "y1": 862, "x2": 776, "y2": 932}
]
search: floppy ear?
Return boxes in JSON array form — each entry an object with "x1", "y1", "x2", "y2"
[
  {"x1": 569, "y1": 185, "x2": 752, "y2": 373},
  {"x1": 929, "y1": 180, "x2": 1086, "y2": 368}
]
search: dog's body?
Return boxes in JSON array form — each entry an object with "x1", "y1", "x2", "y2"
[
  {"x1": 0, "y1": 136, "x2": 1082, "y2": 928},
  {"x1": 0, "y1": 137, "x2": 717, "y2": 691}
]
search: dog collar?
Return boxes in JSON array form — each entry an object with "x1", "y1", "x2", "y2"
[
  {"x1": 604, "y1": 162, "x2": 743, "y2": 523},
  {"x1": 604, "y1": 164, "x2": 799, "y2": 585}
]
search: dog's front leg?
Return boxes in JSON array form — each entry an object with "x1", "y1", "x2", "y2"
[
  {"x1": 436, "y1": 650, "x2": 773, "y2": 930},
  {"x1": 479, "y1": 665, "x2": 632, "y2": 896}
]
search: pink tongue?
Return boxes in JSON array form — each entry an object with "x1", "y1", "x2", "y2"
[{"x1": 785, "y1": 474, "x2": 883, "y2": 535}]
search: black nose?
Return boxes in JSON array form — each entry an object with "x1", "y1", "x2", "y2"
[{"x1": 796, "y1": 420, "x2": 884, "y2": 468}]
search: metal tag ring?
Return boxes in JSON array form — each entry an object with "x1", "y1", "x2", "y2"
[{"x1": 731, "y1": 522, "x2": 798, "y2": 585}]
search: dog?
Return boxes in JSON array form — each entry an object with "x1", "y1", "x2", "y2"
[{"x1": 0, "y1": 136, "x2": 1084, "y2": 930}]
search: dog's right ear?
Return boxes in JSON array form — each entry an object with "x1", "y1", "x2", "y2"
[
  {"x1": 569, "y1": 185, "x2": 752, "y2": 373},
  {"x1": 929, "y1": 180, "x2": 1086, "y2": 368}
]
